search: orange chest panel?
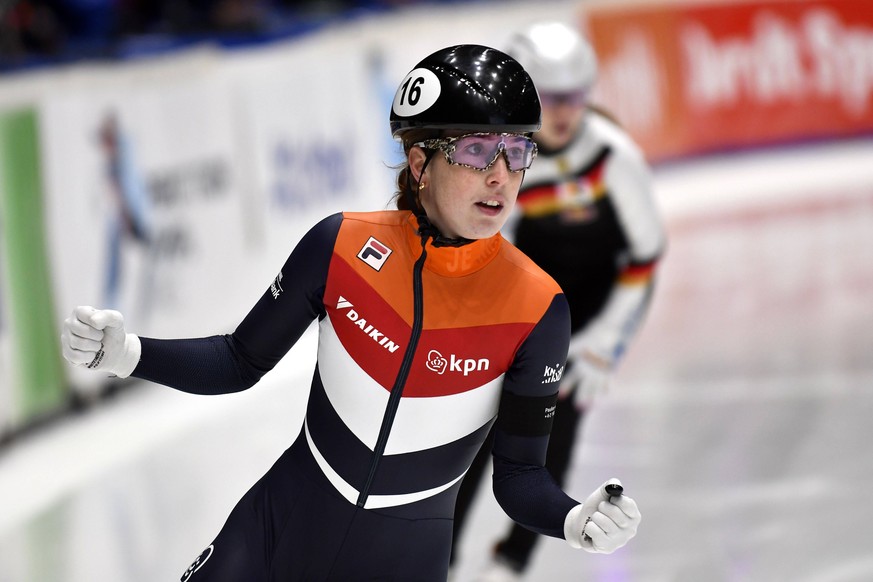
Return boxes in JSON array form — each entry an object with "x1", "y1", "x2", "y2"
[{"x1": 323, "y1": 213, "x2": 559, "y2": 397}]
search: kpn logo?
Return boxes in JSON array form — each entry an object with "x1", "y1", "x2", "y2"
[{"x1": 426, "y1": 349, "x2": 490, "y2": 377}]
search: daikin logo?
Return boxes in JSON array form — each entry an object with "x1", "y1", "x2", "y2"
[{"x1": 336, "y1": 296, "x2": 401, "y2": 353}]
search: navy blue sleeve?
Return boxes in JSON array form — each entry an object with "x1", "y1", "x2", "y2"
[
  {"x1": 132, "y1": 213, "x2": 342, "y2": 395},
  {"x1": 492, "y1": 293, "x2": 579, "y2": 538}
]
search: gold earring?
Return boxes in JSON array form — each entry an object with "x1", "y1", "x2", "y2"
[{"x1": 418, "y1": 181, "x2": 427, "y2": 190}]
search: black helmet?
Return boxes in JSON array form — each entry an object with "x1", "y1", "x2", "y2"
[{"x1": 390, "y1": 44, "x2": 541, "y2": 138}]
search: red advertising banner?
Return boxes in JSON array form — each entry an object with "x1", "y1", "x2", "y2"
[{"x1": 583, "y1": 0, "x2": 873, "y2": 162}]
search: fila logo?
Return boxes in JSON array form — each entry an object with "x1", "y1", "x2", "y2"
[
  {"x1": 335, "y1": 296, "x2": 401, "y2": 353},
  {"x1": 542, "y1": 363, "x2": 564, "y2": 384},
  {"x1": 357, "y1": 237, "x2": 393, "y2": 271},
  {"x1": 426, "y1": 349, "x2": 490, "y2": 377}
]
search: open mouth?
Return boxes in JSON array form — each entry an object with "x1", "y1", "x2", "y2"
[{"x1": 475, "y1": 200, "x2": 503, "y2": 216}]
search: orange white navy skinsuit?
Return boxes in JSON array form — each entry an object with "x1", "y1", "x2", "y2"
[{"x1": 132, "y1": 210, "x2": 577, "y2": 581}]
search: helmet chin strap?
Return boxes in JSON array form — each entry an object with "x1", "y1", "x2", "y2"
[{"x1": 408, "y1": 150, "x2": 474, "y2": 248}]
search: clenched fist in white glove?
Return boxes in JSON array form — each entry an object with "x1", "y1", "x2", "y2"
[
  {"x1": 564, "y1": 479, "x2": 641, "y2": 554},
  {"x1": 61, "y1": 306, "x2": 141, "y2": 378}
]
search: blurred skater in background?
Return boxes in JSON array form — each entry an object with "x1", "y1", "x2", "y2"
[
  {"x1": 97, "y1": 112, "x2": 155, "y2": 321},
  {"x1": 451, "y1": 21, "x2": 666, "y2": 581},
  {"x1": 61, "y1": 43, "x2": 641, "y2": 581}
]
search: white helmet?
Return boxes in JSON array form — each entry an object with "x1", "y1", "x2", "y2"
[{"x1": 505, "y1": 21, "x2": 598, "y2": 95}]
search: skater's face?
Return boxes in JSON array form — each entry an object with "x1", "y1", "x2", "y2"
[
  {"x1": 408, "y1": 133, "x2": 531, "y2": 240},
  {"x1": 536, "y1": 91, "x2": 587, "y2": 150}
]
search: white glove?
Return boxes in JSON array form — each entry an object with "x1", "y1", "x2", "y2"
[
  {"x1": 558, "y1": 350, "x2": 613, "y2": 405},
  {"x1": 61, "y1": 306, "x2": 141, "y2": 378},
  {"x1": 564, "y1": 479, "x2": 641, "y2": 554},
  {"x1": 563, "y1": 280, "x2": 648, "y2": 403}
]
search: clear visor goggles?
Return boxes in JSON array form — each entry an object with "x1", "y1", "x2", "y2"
[{"x1": 414, "y1": 133, "x2": 538, "y2": 173}]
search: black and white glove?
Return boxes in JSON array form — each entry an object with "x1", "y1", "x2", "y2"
[
  {"x1": 564, "y1": 479, "x2": 641, "y2": 554},
  {"x1": 61, "y1": 306, "x2": 141, "y2": 378}
]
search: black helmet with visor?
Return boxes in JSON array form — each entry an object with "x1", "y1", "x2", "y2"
[{"x1": 390, "y1": 44, "x2": 541, "y2": 137}]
